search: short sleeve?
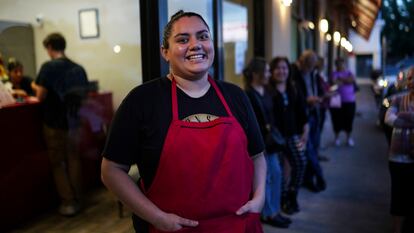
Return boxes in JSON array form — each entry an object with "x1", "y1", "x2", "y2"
[
  {"x1": 36, "y1": 63, "x2": 50, "y2": 87},
  {"x1": 102, "y1": 91, "x2": 141, "y2": 165},
  {"x1": 229, "y1": 86, "x2": 265, "y2": 157}
]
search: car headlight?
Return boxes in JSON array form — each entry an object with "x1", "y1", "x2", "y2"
[{"x1": 377, "y1": 78, "x2": 388, "y2": 88}]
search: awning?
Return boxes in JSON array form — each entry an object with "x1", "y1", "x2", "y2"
[{"x1": 352, "y1": 0, "x2": 381, "y2": 40}]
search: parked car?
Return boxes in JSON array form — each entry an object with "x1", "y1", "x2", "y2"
[{"x1": 371, "y1": 66, "x2": 399, "y2": 107}]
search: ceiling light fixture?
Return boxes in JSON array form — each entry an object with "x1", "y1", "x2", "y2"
[{"x1": 281, "y1": 0, "x2": 292, "y2": 7}]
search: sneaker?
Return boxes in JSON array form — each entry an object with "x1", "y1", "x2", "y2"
[
  {"x1": 276, "y1": 213, "x2": 292, "y2": 224},
  {"x1": 347, "y1": 138, "x2": 355, "y2": 147},
  {"x1": 335, "y1": 138, "x2": 341, "y2": 147}
]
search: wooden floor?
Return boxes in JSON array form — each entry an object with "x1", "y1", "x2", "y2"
[{"x1": 9, "y1": 186, "x2": 135, "y2": 233}]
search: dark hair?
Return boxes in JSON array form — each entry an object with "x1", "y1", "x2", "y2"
[
  {"x1": 7, "y1": 58, "x2": 23, "y2": 71},
  {"x1": 335, "y1": 57, "x2": 344, "y2": 67},
  {"x1": 243, "y1": 57, "x2": 267, "y2": 89},
  {"x1": 269, "y1": 56, "x2": 295, "y2": 91},
  {"x1": 162, "y1": 10, "x2": 210, "y2": 49},
  {"x1": 269, "y1": 56, "x2": 290, "y2": 75},
  {"x1": 43, "y1": 32, "x2": 66, "y2": 51}
]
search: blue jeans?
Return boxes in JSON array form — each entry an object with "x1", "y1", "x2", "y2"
[
  {"x1": 305, "y1": 114, "x2": 324, "y2": 183},
  {"x1": 262, "y1": 153, "x2": 282, "y2": 218}
]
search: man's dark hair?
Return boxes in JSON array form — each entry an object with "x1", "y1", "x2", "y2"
[
  {"x1": 43, "y1": 33, "x2": 66, "y2": 51},
  {"x1": 162, "y1": 10, "x2": 210, "y2": 49},
  {"x1": 7, "y1": 57, "x2": 23, "y2": 71}
]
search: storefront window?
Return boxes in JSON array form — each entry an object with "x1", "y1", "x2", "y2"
[
  {"x1": 222, "y1": 0, "x2": 252, "y2": 87},
  {"x1": 167, "y1": 0, "x2": 214, "y2": 33}
]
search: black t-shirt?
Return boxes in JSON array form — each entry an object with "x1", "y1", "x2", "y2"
[
  {"x1": 103, "y1": 77, "x2": 264, "y2": 190},
  {"x1": 16, "y1": 76, "x2": 34, "y2": 96},
  {"x1": 245, "y1": 87, "x2": 274, "y2": 140},
  {"x1": 272, "y1": 86, "x2": 308, "y2": 137},
  {"x1": 36, "y1": 57, "x2": 88, "y2": 129}
]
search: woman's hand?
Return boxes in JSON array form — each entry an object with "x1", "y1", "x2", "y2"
[
  {"x1": 307, "y1": 96, "x2": 321, "y2": 106},
  {"x1": 236, "y1": 154, "x2": 266, "y2": 215},
  {"x1": 235, "y1": 198, "x2": 263, "y2": 215},
  {"x1": 152, "y1": 212, "x2": 198, "y2": 232},
  {"x1": 298, "y1": 134, "x2": 308, "y2": 150},
  {"x1": 12, "y1": 89, "x2": 28, "y2": 98}
]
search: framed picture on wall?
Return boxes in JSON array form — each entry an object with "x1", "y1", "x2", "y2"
[{"x1": 79, "y1": 8, "x2": 99, "y2": 39}]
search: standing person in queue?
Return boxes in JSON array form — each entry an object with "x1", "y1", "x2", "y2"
[
  {"x1": 269, "y1": 57, "x2": 309, "y2": 215},
  {"x1": 244, "y1": 57, "x2": 291, "y2": 228},
  {"x1": 330, "y1": 58, "x2": 357, "y2": 147},
  {"x1": 290, "y1": 50, "x2": 326, "y2": 193},
  {"x1": 101, "y1": 11, "x2": 266, "y2": 233},
  {"x1": 384, "y1": 66, "x2": 414, "y2": 233},
  {"x1": 32, "y1": 33, "x2": 89, "y2": 216}
]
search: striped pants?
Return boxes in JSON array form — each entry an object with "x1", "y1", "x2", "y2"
[{"x1": 283, "y1": 134, "x2": 307, "y2": 192}]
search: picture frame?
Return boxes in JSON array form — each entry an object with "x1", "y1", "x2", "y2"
[{"x1": 79, "y1": 8, "x2": 99, "y2": 39}]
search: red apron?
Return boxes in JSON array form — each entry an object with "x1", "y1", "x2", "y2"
[{"x1": 146, "y1": 76, "x2": 263, "y2": 233}]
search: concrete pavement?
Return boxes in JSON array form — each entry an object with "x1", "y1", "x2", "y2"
[{"x1": 264, "y1": 84, "x2": 393, "y2": 233}]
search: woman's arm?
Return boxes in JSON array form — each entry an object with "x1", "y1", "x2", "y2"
[
  {"x1": 236, "y1": 152, "x2": 266, "y2": 215},
  {"x1": 397, "y1": 112, "x2": 414, "y2": 124},
  {"x1": 101, "y1": 158, "x2": 198, "y2": 231},
  {"x1": 385, "y1": 107, "x2": 414, "y2": 128}
]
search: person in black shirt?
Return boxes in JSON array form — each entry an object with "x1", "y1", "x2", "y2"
[
  {"x1": 7, "y1": 58, "x2": 34, "y2": 97},
  {"x1": 244, "y1": 57, "x2": 291, "y2": 228},
  {"x1": 33, "y1": 33, "x2": 89, "y2": 216},
  {"x1": 101, "y1": 11, "x2": 266, "y2": 233},
  {"x1": 270, "y1": 56, "x2": 309, "y2": 215},
  {"x1": 290, "y1": 50, "x2": 326, "y2": 193}
]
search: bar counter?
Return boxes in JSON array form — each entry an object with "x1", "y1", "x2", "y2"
[{"x1": 0, "y1": 92, "x2": 113, "y2": 232}]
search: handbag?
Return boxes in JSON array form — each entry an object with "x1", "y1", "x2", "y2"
[
  {"x1": 251, "y1": 90, "x2": 286, "y2": 153},
  {"x1": 329, "y1": 94, "x2": 341, "y2": 108}
]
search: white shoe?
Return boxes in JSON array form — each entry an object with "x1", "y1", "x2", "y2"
[
  {"x1": 347, "y1": 138, "x2": 355, "y2": 147},
  {"x1": 335, "y1": 139, "x2": 341, "y2": 147}
]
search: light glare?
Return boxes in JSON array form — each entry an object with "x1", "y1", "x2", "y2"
[
  {"x1": 113, "y1": 45, "x2": 121, "y2": 53},
  {"x1": 281, "y1": 0, "x2": 292, "y2": 7},
  {"x1": 319, "y1": 19, "x2": 329, "y2": 33},
  {"x1": 333, "y1": 31, "x2": 341, "y2": 44}
]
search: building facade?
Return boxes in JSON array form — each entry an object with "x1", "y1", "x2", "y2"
[{"x1": 0, "y1": 0, "x2": 380, "y2": 107}]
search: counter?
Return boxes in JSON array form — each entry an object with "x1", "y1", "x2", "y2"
[{"x1": 0, "y1": 92, "x2": 113, "y2": 231}]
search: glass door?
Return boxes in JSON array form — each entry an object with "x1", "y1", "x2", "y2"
[{"x1": 222, "y1": 0, "x2": 253, "y2": 87}]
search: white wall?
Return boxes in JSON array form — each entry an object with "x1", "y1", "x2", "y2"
[
  {"x1": 349, "y1": 19, "x2": 384, "y2": 75},
  {"x1": 0, "y1": 0, "x2": 142, "y2": 108},
  {"x1": 265, "y1": 0, "x2": 292, "y2": 61}
]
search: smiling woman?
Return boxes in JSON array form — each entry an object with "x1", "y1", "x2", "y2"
[
  {"x1": 160, "y1": 12, "x2": 214, "y2": 82},
  {"x1": 100, "y1": 10, "x2": 266, "y2": 233}
]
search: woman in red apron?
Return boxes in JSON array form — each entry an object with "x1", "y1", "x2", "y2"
[{"x1": 101, "y1": 10, "x2": 266, "y2": 233}]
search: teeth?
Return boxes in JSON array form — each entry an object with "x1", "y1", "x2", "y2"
[{"x1": 187, "y1": 54, "x2": 204, "y2": 60}]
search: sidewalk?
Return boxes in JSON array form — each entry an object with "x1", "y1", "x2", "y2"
[{"x1": 264, "y1": 84, "x2": 392, "y2": 233}]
